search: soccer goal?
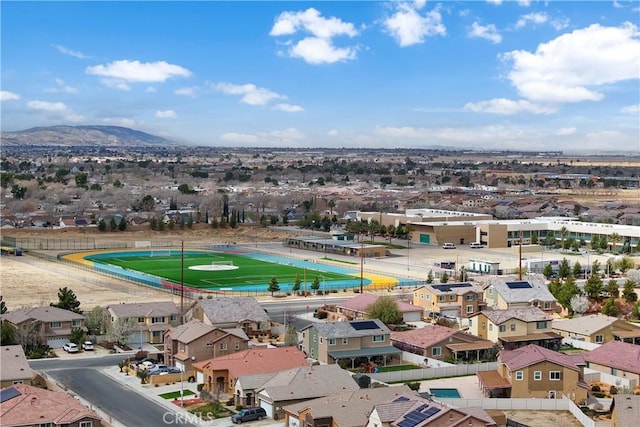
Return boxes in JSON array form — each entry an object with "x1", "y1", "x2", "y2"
[{"x1": 149, "y1": 249, "x2": 172, "y2": 257}]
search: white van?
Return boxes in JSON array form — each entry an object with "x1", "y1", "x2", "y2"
[
  {"x1": 469, "y1": 242, "x2": 483, "y2": 249},
  {"x1": 441, "y1": 243, "x2": 456, "y2": 249}
]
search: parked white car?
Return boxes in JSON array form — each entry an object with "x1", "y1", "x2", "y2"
[
  {"x1": 139, "y1": 361, "x2": 155, "y2": 370},
  {"x1": 63, "y1": 343, "x2": 78, "y2": 353},
  {"x1": 81, "y1": 341, "x2": 94, "y2": 351}
]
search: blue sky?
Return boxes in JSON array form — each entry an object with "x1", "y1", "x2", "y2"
[{"x1": 1, "y1": 1, "x2": 639, "y2": 152}]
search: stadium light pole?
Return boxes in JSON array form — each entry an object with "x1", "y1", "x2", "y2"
[{"x1": 180, "y1": 240, "x2": 184, "y2": 324}]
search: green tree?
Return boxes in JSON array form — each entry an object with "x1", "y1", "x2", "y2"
[
  {"x1": 284, "y1": 325, "x2": 298, "y2": 347},
  {"x1": 459, "y1": 266, "x2": 468, "y2": 282},
  {"x1": 74, "y1": 172, "x2": 88, "y2": 188},
  {"x1": 558, "y1": 276, "x2": 581, "y2": 311},
  {"x1": 268, "y1": 277, "x2": 280, "y2": 296},
  {"x1": 50, "y1": 287, "x2": 81, "y2": 313},
  {"x1": 591, "y1": 235, "x2": 600, "y2": 250},
  {"x1": 622, "y1": 280, "x2": 638, "y2": 303},
  {"x1": 292, "y1": 274, "x2": 301, "y2": 294},
  {"x1": 365, "y1": 296, "x2": 402, "y2": 324},
  {"x1": 543, "y1": 264, "x2": 554, "y2": 278},
  {"x1": 606, "y1": 279, "x2": 620, "y2": 298},
  {"x1": 558, "y1": 258, "x2": 571, "y2": 280},
  {"x1": 617, "y1": 257, "x2": 635, "y2": 273},
  {"x1": 426, "y1": 270, "x2": 434, "y2": 284},
  {"x1": 440, "y1": 271, "x2": 449, "y2": 283},
  {"x1": 311, "y1": 276, "x2": 321, "y2": 294},
  {"x1": 98, "y1": 219, "x2": 107, "y2": 232},
  {"x1": 559, "y1": 227, "x2": 569, "y2": 252},
  {"x1": 109, "y1": 217, "x2": 117, "y2": 232},
  {"x1": 1, "y1": 322, "x2": 17, "y2": 345},
  {"x1": 84, "y1": 306, "x2": 108, "y2": 336},
  {"x1": 0, "y1": 295, "x2": 7, "y2": 314},
  {"x1": 572, "y1": 261, "x2": 583, "y2": 278},
  {"x1": 592, "y1": 260, "x2": 601, "y2": 276},
  {"x1": 118, "y1": 217, "x2": 127, "y2": 231},
  {"x1": 601, "y1": 297, "x2": 618, "y2": 316},
  {"x1": 138, "y1": 194, "x2": 155, "y2": 212},
  {"x1": 610, "y1": 233, "x2": 621, "y2": 253},
  {"x1": 70, "y1": 327, "x2": 86, "y2": 345},
  {"x1": 584, "y1": 274, "x2": 603, "y2": 298}
]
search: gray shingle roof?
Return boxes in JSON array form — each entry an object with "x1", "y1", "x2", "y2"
[
  {"x1": 304, "y1": 319, "x2": 390, "y2": 339},
  {"x1": 196, "y1": 297, "x2": 270, "y2": 324},
  {"x1": 488, "y1": 276, "x2": 556, "y2": 303},
  {"x1": 552, "y1": 314, "x2": 632, "y2": 335},
  {"x1": 107, "y1": 301, "x2": 179, "y2": 318},
  {"x1": 482, "y1": 306, "x2": 550, "y2": 324},
  {"x1": 258, "y1": 364, "x2": 359, "y2": 401},
  {"x1": 1, "y1": 306, "x2": 84, "y2": 324},
  {"x1": 0, "y1": 345, "x2": 32, "y2": 382}
]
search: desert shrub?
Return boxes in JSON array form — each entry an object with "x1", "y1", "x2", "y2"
[
  {"x1": 407, "y1": 382, "x2": 420, "y2": 391},
  {"x1": 591, "y1": 385, "x2": 601, "y2": 392},
  {"x1": 609, "y1": 386, "x2": 618, "y2": 395}
]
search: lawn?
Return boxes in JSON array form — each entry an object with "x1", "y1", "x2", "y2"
[
  {"x1": 187, "y1": 402, "x2": 235, "y2": 420},
  {"x1": 87, "y1": 250, "x2": 359, "y2": 291},
  {"x1": 158, "y1": 389, "x2": 196, "y2": 399}
]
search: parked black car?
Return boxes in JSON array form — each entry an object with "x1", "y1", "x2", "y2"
[{"x1": 231, "y1": 407, "x2": 267, "y2": 423}]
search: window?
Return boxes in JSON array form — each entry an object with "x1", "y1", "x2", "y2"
[
  {"x1": 489, "y1": 324, "x2": 493, "y2": 331},
  {"x1": 481, "y1": 322, "x2": 486, "y2": 329},
  {"x1": 544, "y1": 302, "x2": 552, "y2": 310},
  {"x1": 152, "y1": 317, "x2": 165, "y2": 323},
  {"x1": 536, "y1": 321, "x2": 547, "y2": 329},
  {"x1": 220, "y1": 342, "x2": 227, "y2": 350},
  {"x1": 426, "y1": 294, "x2": 431, "y2": 300},
  {"x1": 549, "y1": 371, "x2": 561, "y2": 381},
  {"x1": 313, "y1": 336, "x2": 317, "y2": 343},
  {"x1": 488, "y1": 288, "x2": 494, "y2": 295},
  {"x1": 328, "y1": 338, "x2": 336, "y2": 346},
  {"x1": 179, "y1": 342, "x2": 185, "y2": 352},
  {"x1": 595, "y1": 335, "x2": 604, "y2": 343},
  {"x1": 469, "y1": 319, "x2": 473, "y2": 327},
  {"x1": 511, "y1": 324, "x2": 516, "y2": 331},
  {"x1": 152, "y1": 331, "x2": 161, "y2": 339},
  {"x1": 302, "y1": 332, "x2": 306, "y2": 338},
  {"x1": 137, "y1": 317, "x2": 145, "y2": 323},
  {"x1": 466, "y1": 294, "x2": 475, "y2": 301},
  {"x1": 534, "y1": 371, "x2": 542, "y2": 381},
  {"x1": 449, "y1": 295, "x2": 456, "y2": 301},
  {"x1": 235, "y1": 342, "x2": 241, "y2": 350},
  {"x1": 72, "y1": 319, "x2": 82, "y2": 327},
  {"x1": 80, "y1": 422, "x2": 93, "y2": 427},
  {"x1": 515, "y1": 371, "x2": 524, "y2": 381},
  {"x1": 438, "y1": 295, "x2": 446, "y2": 302},
  {"x1": 342, "y1": 338, "x2": 348, "y2": 345},
  {"x1": 320, "y1": 337, "x2": 323, "y2": 344},
  {"x1": 170, "y1": 314, "x2": 178, "y2": 321},
  {"x1": 40, "y1": 424, "x2": 53, "y2": 427},
  {"x1": 499, "y1": 325, "x2": 506, "y2": 332},
  {"x1": 466, "y1": 305, "x2": 473, "y2": 313},
  {"x1": 12, "y1": 380, "x2": 23, "y2": 384},
  {"x1": 206, "y1": 342, "x2": 213, "y2": 348},
  {"x1": 310, "y1": 349, "x2": 315, "y2": 357},
  {"x1": 432, "y1": 347, "x2": 442, "y2": 357},
  {"x1": 49, "y1": 321, "x2": 61, "y2": 328},
  {"x1": 373, "y1": 335, "x2": 384, "y2": 342}
]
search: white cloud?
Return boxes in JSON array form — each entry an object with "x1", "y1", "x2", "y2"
[
  {"x1": 52, "y1": 44, "x2": 89, "y2": 59},
  {"x1": 0, "y1": 91, "x2": 20, "y2": 101},
  {"x1": 266, "y1": 128, "x2": 306, "y2": 142},
  {"x1": 220, "y1": 133, "x2": 259, "y2": 144},
  {"x1": 556, "y1": 127, "x2": 577, "y2": 136},
  {"x1": 274, "y1": 103, "x2": 304, "y2": 112},
  {"x1": 464, "y1": 98, "x2": 556, "y2": 114},
  {"x1": 175, "y1": 87, "x2": 197, "y2": 97},
  {"x1": 550, "y1": 18, "x2": 570, "y2": 31},
  {"x1": 613, "y1": 1, "x2": 623, "y2": 8},
  {"x1": 468, "y1": 22, "x2": 502, "y2": 44},
  {"x1": 518, "y1": 0, "x2": 531, "y2": 6},
  {"x1": 270, "y1": 7, "x2": 358, "y2": 38},
  {"x1": 289, "y1": 37, "x2": 357, "y2": 64},
  {"x1": 146, "y1": 87, "x2": 157, "y2": 93},
  {"x1": 27, "y1": 100, "x2": 84, "y2": 122},
  {"x1": 213, "y1": 82, "x2": 285, "y2": 106},
  {"x1": 100, "y1": 79, "x2": 131, "y2": 91},
  {"x1": 44, "y1": 78, "x2": 77, "y2": 94},
  {"x1": 270, "y1": 8, "x2": 359, "y2": 64},
  {"x1": 156, "y1": 110, "x2": 176, "y2": 119},
  {"x1": 327, "y1": 129, "x2": 339, "y2": 137},
  {"x1": 515, "y1": 12, "x2": 548, "y2": 29},
  {"x1": 100, "y1": 117, "x2": 137, "y2": 128},
  {"x1": 486, "y1": 0, "x2": 503, "y2": 5},
  {"x1": 86, "y1": 60, "x2": 192, "y2": 85},
  {"x1": 383, "y1": 2, "x2": 446, "y2": 47},
  {"x1": 621, "y1": 104, "x2": 640, "y2": 114},
  {"x1": 501, "y1": 22, "x2": 640, "y2": 104}
]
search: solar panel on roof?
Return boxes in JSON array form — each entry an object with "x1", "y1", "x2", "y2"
[
  {"x1": 423, "y1": 407, "x2": 441, "y2": 418},
  {"x1": 431, "y1": 285, "x2": 452, "y2": 292},
  {"x1": 351, "y1": 320, "x2": 379, "y2": 330},
  {"x1": 0, "y1": 387, "x2": 21, "y2": 403},
  {"x1": 506, "y1": 281, "x2": 532, "y2": 289},
  {"x1": 394, "y1": 396, "x2": 410, "y2": 402},
  {"x1": 446, "y1": 283, "x2": 472, "y2": 288}
]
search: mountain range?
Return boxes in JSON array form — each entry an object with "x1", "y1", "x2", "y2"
[{"x1": 0, "y1": 125, "x2": 175, "y2": 147}]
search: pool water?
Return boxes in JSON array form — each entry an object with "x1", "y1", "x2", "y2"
[{"x1": 429, "y1": 388, "x2": 462, "y2": 398}]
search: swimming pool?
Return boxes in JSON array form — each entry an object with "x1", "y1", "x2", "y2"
[{"x1": 429, "y1": 388, "x2": 462, "y2": 398}]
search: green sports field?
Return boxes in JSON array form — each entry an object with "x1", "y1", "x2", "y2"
[{"x1": 88, "y1": 251, "x2": 357, "y2": 291}]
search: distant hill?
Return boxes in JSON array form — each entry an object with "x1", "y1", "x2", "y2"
[{"x1": 0, "y1": 125, "x2": 176, "y2": 147}]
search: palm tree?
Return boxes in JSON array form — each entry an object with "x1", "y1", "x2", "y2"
[
  {"x1": 559, "y1": 226, "x2": 569, "y2": 252},
  {"x1": 610, "y1": 233, "x2": 621, "y2": 253}
]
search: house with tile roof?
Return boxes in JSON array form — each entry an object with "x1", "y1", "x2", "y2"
[
  {"x1": 106, "y1": 301, "x2": 180, "y2": 346},
  {"x1": 552, "y1": 314, "x2": 640, "y2": 345},
  {"x1": 1, "y1": 306, "x2": 85, "y2": 349},
  {"x1": 192, "y1": 346, "x2": 308, "y2": 396},
  {"x1": 163, "y1": 319, "x2": 249, "y2": 372},
  {"x1": 468, "y1": 306, "x2": 563, "y2": 351},
  {"x1": 477, "y1": 344, "x2": 588, "y2": 402},
  {"x1": 482, "y1": 276, "x2": 561, "y2": 315},
  {"x1": 0, "y1": 345, "x2": 33, "y2": 387},
  {"x1": 583, "y1": 341, "x2": 640, "y2": 386},
  {"x1": 367, "y1": 393, "x2": 497, "y2": 427},
  {"x1": 283, "y1": 385, "x2": 415, "y2": 427},
  {"x1": 0, "y1": 383, "x2": 102, "y2": 427},
  {"x1": 301, "y1": 319, "x2": 402, "y2": 368},
  {"x1": 184, "y1": 296, "x2": 271, "y2": 338},
  {"x1": 254, "y1": 364, "x2": 360, "y2": 421},
  {"x1": 391, "y1": 325, "x2": 495, "y2": 363},
  {"x1": 336, "y1": 293, "x2": 423, "y2": 323},
  {"x1": 412, "y1": 282, "x2": 486, "y2": 319}
]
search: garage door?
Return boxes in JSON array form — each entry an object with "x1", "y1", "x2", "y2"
[
  {"x1": 441, "y1": 309, "x2": 458, "y2": 319},
  {"x1": 47, "y1": 337, "x2": 68, "y2": 349},
  {"x1": 259, "y1": 398, "x2": 273, "y2": 419},
  {"x1": 128, "y1": 332, "x2": 146, "y2": 347}
]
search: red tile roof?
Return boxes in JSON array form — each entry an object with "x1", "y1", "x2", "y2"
[
  {"x1": 499, "y1": 344, "x2": 583, "y2": 371},
  {"x1": 192, "y1": 346, "x2": 308, "y2": 378},
  {"x1": 338, "y1": 293, "x2": 422, "y2": 313},
  {"x1": 584, "y1": 341, "x2": 640, "y2": 375}
]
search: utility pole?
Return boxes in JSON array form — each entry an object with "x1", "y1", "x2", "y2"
[
  {"x1": 360, "y1": 239, "x2": 364, "y2": 294},
  {"x1": 180, "y1": 240, "x2": 184, "y2": 323}
]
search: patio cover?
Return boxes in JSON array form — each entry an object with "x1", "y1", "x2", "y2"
[
  {"x1": 499, "y1": 332, "x2": 562, "y2": 343},
  {"x1": 612, "y1": 330, "x2": 640, "y2": 339},
  {"x1": 328, "y1": 346, "x2": 402, "y2": 359},
  {"x1": 446, "y1": 341, "x2": 495, "y2": 352},
  {"x1": 477, "y1": 371, "x2": 512, "y2": 390}
]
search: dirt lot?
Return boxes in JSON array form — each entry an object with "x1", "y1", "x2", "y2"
[{"x1": 503, "y1": 410, "x2": 585, "y2": 427}]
